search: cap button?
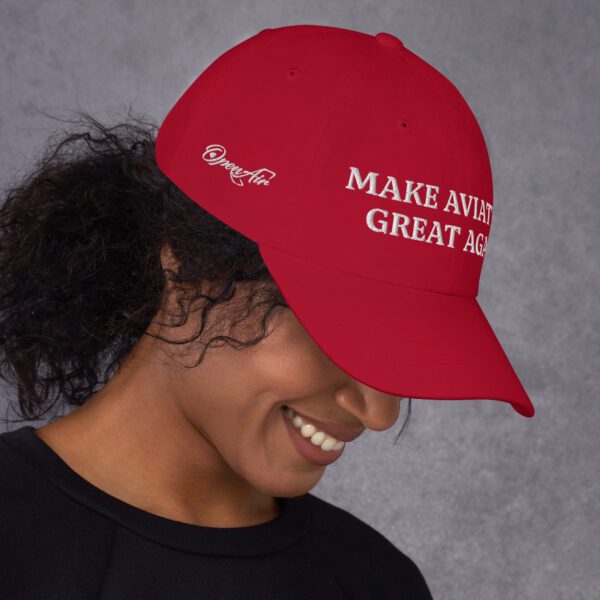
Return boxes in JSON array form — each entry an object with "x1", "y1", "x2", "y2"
[{"x1": 374, "y1": 32, "x2": 404, "y2": 50}]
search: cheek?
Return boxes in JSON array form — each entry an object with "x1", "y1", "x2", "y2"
[
  {"x1": 173, "y1": 328, "x2": 329, "y2": 465},
  {"x1": 207, "y1": 398, "x2": 290, "y2": 491},
  {"x1": 249, "y1": 345, "x2": 332, "y2": 402},
  {"x1": 172, "y1": 350, "x2": 288, "y2": 445}
]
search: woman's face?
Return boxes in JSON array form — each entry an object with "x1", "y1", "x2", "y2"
[
  {"x1": 155, "y1": 281, "x2": 401, "y2": 499},
  {"x1": 153, "y1": 241, "x2": 402, "y2": 499}
]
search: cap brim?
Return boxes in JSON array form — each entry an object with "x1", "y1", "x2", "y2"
[{"x1": 259, "y1": 244, "x2": 535, "y2": 418}]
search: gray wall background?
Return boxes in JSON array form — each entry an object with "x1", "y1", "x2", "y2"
[{"x1": 1, "y1": 1, "x2": 598, "y2": 598}]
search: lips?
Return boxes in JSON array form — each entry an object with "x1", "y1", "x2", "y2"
[{"x1": 284, "y1": 406, "x2": 365, "y2": 442}]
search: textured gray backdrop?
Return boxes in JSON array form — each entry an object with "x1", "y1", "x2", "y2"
[{"x1": 1, "y1": 1, "x2": 598, "y2": 599}]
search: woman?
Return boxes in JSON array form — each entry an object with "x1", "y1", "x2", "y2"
[{"x1": 0, "y1": 25, "x2": 534, "y2": 599}]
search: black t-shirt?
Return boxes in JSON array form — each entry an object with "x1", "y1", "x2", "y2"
[{"x1": 0, "y1": 425, "x2": 433, "y2": 599}]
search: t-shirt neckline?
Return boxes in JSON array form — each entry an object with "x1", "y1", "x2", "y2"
[{"x1": 2, "y1": 425, "x2": 312, "y2": 556}]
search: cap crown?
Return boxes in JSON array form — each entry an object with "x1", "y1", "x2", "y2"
[{"x1": 156, "y1": 24, "x2": 493, "y2": 298}]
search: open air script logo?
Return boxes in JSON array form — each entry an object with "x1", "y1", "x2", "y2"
[{"x1": 201, "y1": 144, "x2": 276, "y2": 187}]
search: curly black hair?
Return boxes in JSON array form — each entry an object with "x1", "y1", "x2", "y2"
[{"x1": 0, "y1": 109, "x2": 412, "y2": 444}]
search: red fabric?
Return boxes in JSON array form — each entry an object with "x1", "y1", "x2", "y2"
[{"x1": 155, "y1": 24, "x2": 535, "y2": 418}]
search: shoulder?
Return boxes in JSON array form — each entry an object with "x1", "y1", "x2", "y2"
[
  {"x1": 304, "y1": 492, "x2": 434, "y2": 599},
  {"x1": 0, "y1": 427, "x2": 76, "y2": 537},
  {"x1": 0, "y1": 427, "x2": 114, "y2": 597},
  {"x1": 0, "y1": 426, "x2": 109, "y2": 529},
  {"x1": 0, "y1": 427, "x2": 115, "y2": 542},
  {"x1": 0, "y1": 427, "x2": 46, "y2": 507}
]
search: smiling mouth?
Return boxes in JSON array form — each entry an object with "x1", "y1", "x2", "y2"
[
  {"x1": 281, "y1": 406, "x2": 345, "y2": 467},
  {"x1": 282, "y1": 406, "x2": 345, "y2": 451},
  {"x1": 281, "y1": 405, "x2": 364, "y2": 444}
]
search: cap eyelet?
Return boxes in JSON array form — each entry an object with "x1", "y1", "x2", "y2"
[
  {"x1": 285, "y1": 67, "x2": 301, "y2": 80},
  {"x1": 397, "y1": 118, "x2": 410, "y2": 132}
]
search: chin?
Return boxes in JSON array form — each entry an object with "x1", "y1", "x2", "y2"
[{"x1": 251, "y1": 466, "x2": 326, "y2": 498}]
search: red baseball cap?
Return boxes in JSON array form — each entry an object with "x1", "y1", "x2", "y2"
[{"x1": 155, "y1": 24, "x2": 535, "y2": 418}]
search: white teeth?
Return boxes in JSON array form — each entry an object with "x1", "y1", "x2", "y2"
[
  {"x1": 283, "y1": 406, "x2": 345, "y2": 452},
  {"x1": 300, "y1": 423, "x2": 317, "y2": 437}
]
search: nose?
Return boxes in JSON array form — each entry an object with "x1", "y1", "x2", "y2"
[{"x1": 334, "y1": 381, "x2": 401, "y2": 432}]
